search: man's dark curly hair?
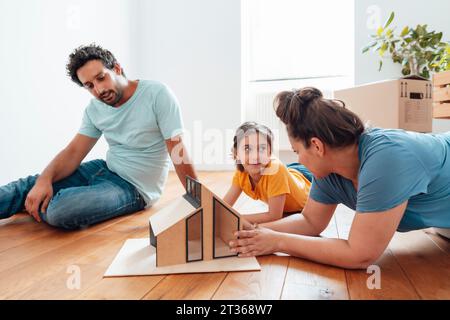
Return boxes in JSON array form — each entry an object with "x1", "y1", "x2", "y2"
[{"x1": 66, "y1": 44, "x2": 125, "y2": 87}]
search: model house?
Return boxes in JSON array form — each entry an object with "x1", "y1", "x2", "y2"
[{"x1": 149, "y1": 176, "x2": 243, "y2": 267}]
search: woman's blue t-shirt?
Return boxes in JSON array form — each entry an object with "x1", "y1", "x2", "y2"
[{"x1": 309, "y1": 128, "x2": 450, "y2": 232}]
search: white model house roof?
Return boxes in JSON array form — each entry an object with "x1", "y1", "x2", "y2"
[{"x1": 149, "y1": 197, "x2": 196, "y2": 236}]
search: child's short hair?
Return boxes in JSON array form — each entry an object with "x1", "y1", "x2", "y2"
[{"x1": 232, "y1": 121, "x2": 274, "y2": 172}]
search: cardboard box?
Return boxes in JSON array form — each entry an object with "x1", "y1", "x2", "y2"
[
  {"x1": 333, "y1": 76, "x2": 433, "y2": 132},
  {"x1": 433, "y1": 70, "x2": 450, "y2": 119}
]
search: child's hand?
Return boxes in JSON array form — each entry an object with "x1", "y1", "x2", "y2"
[
  {"x1": 229, "y1": 227, "x2": 281, "y2": 257},
  {"x1": 241, "y1": 218, "x2": 257, "y2": 230}
]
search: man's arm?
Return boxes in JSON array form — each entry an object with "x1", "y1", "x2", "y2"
[
  {"x1": 25, "y1": 134, "x2": 98, "y2": 221},
  {"x1": 165, "y1": 135, "x2": 197, "y2": 190}
]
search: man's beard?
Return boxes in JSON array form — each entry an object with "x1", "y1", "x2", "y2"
[{"x1": 100, "y1": 88, "x2": 123, "y2": 106}]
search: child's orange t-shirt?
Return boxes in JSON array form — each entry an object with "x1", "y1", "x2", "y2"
[{"x1": 232, "y1": 158, "x2": 311, "y2": 212}]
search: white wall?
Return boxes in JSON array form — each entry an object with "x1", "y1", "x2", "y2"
[
  {"x1": 0, "y1": 0, "x2": 242, "y2": 186},
  {"x1": 0, "y1": 0, "x2": 136, "y2": 184},
  {"x1": 134, "y1": 0, "x2": 242, "y2": 170},
  {"x1": 355, "y1": 0, "x2": 450, "y2": 133}
]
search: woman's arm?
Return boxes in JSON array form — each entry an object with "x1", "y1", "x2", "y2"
[
  {"x1": 241, "y1": 194, "x2": 286, "y2": 224},
  {"x1": 230, "y1": 201, "x2": 408, "y2": 269},
  {"x1": 223, "y1": 184, "x2": 243, "y2": 207}
]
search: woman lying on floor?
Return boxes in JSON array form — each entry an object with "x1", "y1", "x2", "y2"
[{"x1": 230, "y1": 87, "x2": 450, "y2": 269}]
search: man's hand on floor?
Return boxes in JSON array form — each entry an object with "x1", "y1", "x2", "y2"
[{"x1": 25, "y1": 179, "x2": 53, "y2": 222}]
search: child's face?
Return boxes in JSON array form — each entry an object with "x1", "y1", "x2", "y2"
[{"x1": 236, "y1": 133, "x2": 272, "y2": 175}]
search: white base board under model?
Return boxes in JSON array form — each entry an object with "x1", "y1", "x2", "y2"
[{"x1": 104, "y1": 238, "x2": 261, "y2": 277}]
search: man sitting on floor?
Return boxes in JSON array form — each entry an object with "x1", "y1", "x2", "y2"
[{"x1": 0, "y1": 44, "x2": 197, "y2": 229}]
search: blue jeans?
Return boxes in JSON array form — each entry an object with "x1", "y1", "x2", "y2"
[
  {"x1": 0, "y1": 159, "x2": 146, "y2": 230},
  {"x1": 286, "y1": 162, "x2": 313, "y2": 182}
]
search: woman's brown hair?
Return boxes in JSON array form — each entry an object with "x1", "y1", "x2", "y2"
[
  {"x1": 232, "y1": 121, "x2": 274, "y2": 172},
  {"x1": 274, "y1": 87, "x2": 364, "y2": 148}
]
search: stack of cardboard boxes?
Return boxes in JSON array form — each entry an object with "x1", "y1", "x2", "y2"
[
  {"x1": 334, "y1": 76, "x2": 433, "y2": 132},
  {"x1": 432, "y1": 70, "x2": 450, "y2": 119}
]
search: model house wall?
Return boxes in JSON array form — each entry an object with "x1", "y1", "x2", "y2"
[{"x1": 149, "y1": 176, "x2": 243, "y2": 267}]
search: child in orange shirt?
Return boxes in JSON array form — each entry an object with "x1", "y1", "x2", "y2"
[{"x1": 223, "y1": 122, "x2": 312, "y2": 224}]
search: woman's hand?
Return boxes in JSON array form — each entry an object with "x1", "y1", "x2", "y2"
[{"x1": 229, "y1": 227, "x2": 282, "y2": 257}]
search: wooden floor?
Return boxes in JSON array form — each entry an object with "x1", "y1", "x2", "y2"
[{"x1": 1, "y1": 171, "x2": 449, "y2": 300}]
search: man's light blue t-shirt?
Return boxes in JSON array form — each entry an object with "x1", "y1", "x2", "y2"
[
  {"x1": 310, "y1": 128, "x2": 450, "y2": 232},
  {"x1": 79, "y1": 80, "x2": 184, "y2": 207}
]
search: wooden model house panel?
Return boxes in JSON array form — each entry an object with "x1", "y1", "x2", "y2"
[{"x1": 157, "y1": 219, "x2": 186, "y2": 267}]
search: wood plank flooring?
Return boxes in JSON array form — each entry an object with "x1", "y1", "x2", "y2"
[{"x1": 0, "y1": 171, "x2": 448, "y2": 300}]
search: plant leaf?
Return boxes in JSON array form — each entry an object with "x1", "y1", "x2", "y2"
[
  {"x1": 379, "y1": 43, "x2": 388, "y2": 56},
  {"x1": 416, "y1": 25, "x2": 425, "y2": 37},
  {"x1": 384, "y1": 12, "x2": 395, "y2": 29},
  {"x1": 400, "y1": 26, "x2": 409, "y2": 37},
  {"x1": 377, "y1": 26, "x2": 384, "y2": 37},
  {"x1": 378, "y1": 60, "x2": 383, "y2": 71},
  {"x1": 362, "y1": 42, "x2": 377, "y2": 53},
  {"x1": 402, "y1": 66, "x2": 410, "y2": 76},
  {"x1": 389, "y1": 44, "x2": 395, "y2": 53}
]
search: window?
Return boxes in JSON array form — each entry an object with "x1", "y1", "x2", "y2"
[
  {"x1": 213, "y1": 197, "x2": 240, "y2": 259},
  {"x1": 186, "y1": 209, "x2": 203, "y2": 262},
  {"x1": 149, "y1": 223, "x2": 157, "y2": 248},
  {"x1": 243, "y1": 0, "x2": 354, "y2": 82},
  {"x1": 242, "y1": 0, "x2": 355, "y2": 151},
  {"x1": 185, "y1": 175, "x2": 201, "y2": 208}
]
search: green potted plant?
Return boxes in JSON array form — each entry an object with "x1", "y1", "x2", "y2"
[{"x1": 363, "y1": 12, "x2": 450, "y2": 79}]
